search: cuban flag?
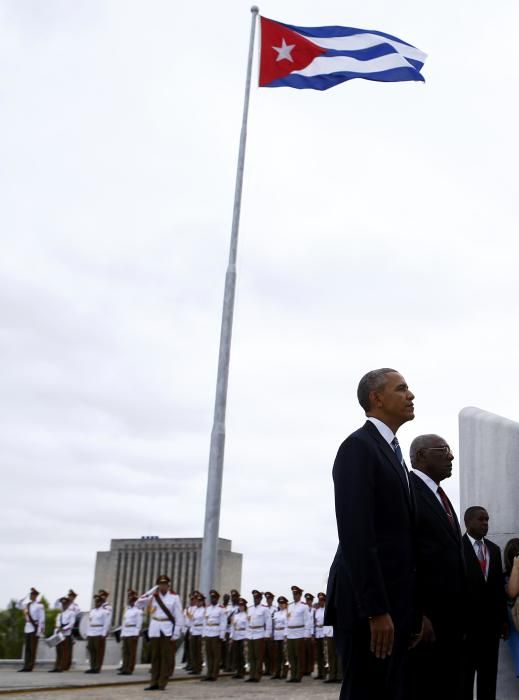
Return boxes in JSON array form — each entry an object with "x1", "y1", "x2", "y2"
[{"x1": 259, "y1": 16, "x2": 426, "y2": 91}]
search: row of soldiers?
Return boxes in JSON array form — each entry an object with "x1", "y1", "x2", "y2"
[{"x1": 15, "y1": 577, "x2": 342, "y2": 692}]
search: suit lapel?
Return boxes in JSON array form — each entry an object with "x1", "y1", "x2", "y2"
[
  {"x1": 364, "y1": 421, "x2": 412, "y2": 510},
  {"x1": 411, "y1": 473, "x2": 461, "y2": 542}
]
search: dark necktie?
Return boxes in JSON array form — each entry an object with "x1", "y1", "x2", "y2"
[
  {"x1": 391, "y1": 437, "x2": 409, "y2": 489},
  {"x1": 437, "y1": 486, "x2": 456, "y2": 530}
]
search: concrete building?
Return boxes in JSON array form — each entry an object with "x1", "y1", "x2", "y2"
[
  {"x1": 92, "y1": 537, "x2": 242, "y2": 624},
  {"x1": 459, "y1": 406, "x2": 519, "y2": 698}
]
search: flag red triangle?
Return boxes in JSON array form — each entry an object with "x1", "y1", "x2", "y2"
[{"x1": 259, "y1": 17, "x2": 326, "y2": 87}]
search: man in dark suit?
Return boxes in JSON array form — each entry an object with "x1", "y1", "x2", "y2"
[
  {"x1": 408, "y1": 434, "x2": 465, "y2": 700},
  {"x1": 462, "y1": 507, "x2": 508, "y2": 700},
  {"x1": 325, "y1": 368, "x2": 418, "y2": 700}
]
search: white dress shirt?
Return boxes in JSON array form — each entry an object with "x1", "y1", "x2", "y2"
[
  {"x1": 230, "y1": 611, "x2": 248, "y2": 641},
  {"x1": 314, "y1": 606, "x2": 326, "y2": 639},
  {"x1": 203, "y1": 604, "x2": 227, "y2": 639},
  {"x1": 247, "y1": 604, "x2": 272, "y2": 640},
  {"x1": 55, "y1": 609, "x2": 77, "y2": 637},
  {"x1": 86, "y1": 606, "x2": 111, "y2": 637},
  {"x1": 16, "y1": 599, "x2": 45, "y2": 636},
  {"x1": 120, "y1": 605, "x2": 143, "y2": 638},
  {"x1": 189, "y1": 606, "x2": 206, "y2": 637},
  {"x1": 286, "y1": 602, "x2": 313, "y2": 640},
  {"x1": 136, "y1": 587, "x2": 185, "y2": 640},
  {"x1": 412, "y1": 468, "x2": 444, "y2": 506},
  {"x1": 272, "y1": 609, "x2": 287, "y2": 641}
]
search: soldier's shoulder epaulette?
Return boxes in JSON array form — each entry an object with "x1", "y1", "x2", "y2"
[{"x1": 170, "y1": 591, "x2": 177, "y2": 595}]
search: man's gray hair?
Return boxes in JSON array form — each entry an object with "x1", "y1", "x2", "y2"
[
  {"x1": 357, "y1": 368, "x2": 397, "y2": 413},
  {"x1": 409, "y1": 434, "x2": 441, "y2": 468}
]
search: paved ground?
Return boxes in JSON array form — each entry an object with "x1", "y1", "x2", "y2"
[{"x1": 0, "y1": 668, "x2": 340, "y2": 699}]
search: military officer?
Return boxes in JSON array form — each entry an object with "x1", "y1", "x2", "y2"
[
  {"x1": 324, "y1": 621, "x2": 342, "y2": 684},
  {"x1": 226, "y1": 589, "x2": 241, "y2": 673},
  {"x1": 95, "y1": 590, "x2": 112, "y2": 667},
  {"x1": 221, "y1": 593, "x2": 232, "y2": 671},
  {"x1": 245, "y1": 590, "x2": 272, "y2": 683},
  {"x1": 136, "y1": 574, "x2": 185, "y2": 691},
  {"x1": 230, "y1": 597, "x2": 248, "y2": 679},
  {"x1": 49, "y1": 597, "x2": 75, "y2": 673},
  {"x1": 201, "y1": 589, "x2": 227, "y2": 681},
  {"x1": 314, "y1": 593, "x2": 327, "y2": 680},
  {"x1": 271, "y1": 596, "x2": 288, "y2": 679},
  {"x1": 16, "y1": 588, "x2": 45, "y2": 672},
  {"x1": 188, "y1": 593, "x2": 206, "y2": 675},
  {"x1": 183, "y1": 592, "x2": 197, "y2": 670},
  {"x1": 263, "y1": 592, "x2": 277, "y2": 676},
  {"x1": 85, "y1": 594, "x2": 111, "y2": 674},
  {"x1": 304, "y1": 593, "x2": 316, "y2": 675},
  {"x1": 286, "y1": 585, "x2": 312, "y2": 682},
  {"x1": 118, "y1": 590, "x2": 143, "y2": 675}
]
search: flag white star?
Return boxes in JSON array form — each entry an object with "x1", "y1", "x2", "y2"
[{"x1": 273, "y1": 38, "x2": 296, "y2": 63}]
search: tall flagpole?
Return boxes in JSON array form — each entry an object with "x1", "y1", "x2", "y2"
[{"x1": 199, "y1": 5, "x2": 259, "y2": 596}]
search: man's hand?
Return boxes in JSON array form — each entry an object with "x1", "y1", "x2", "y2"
[
  {"x1": 369, "y1": 613, "x2": 394, "y2": 659},
  {"x1": 420, "y1": 616, "x2": 436, "y2": 644}
]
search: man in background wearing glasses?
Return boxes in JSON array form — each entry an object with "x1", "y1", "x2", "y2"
[{"x1": 408, "y1": 435, "x2": 465, "y2": 700}]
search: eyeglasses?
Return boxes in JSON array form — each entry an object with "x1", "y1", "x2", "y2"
[{"x1": 424, "y1": 446, "x2": 452, "y2": 455}]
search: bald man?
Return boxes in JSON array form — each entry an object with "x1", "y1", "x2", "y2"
[{"x1": 409, "y1": 434, "x2": 465, "y2": 700}]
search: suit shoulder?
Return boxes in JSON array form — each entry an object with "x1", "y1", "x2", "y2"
[{"x1": 485, "y1": 538, "x2": 502, "y2": 553}]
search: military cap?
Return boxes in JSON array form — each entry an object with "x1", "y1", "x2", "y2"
[
  {"x1": 265, "y1": 591, "x2": 274, "y2": 598},
  {"x1": 277, "y1": 596, "x2": 288, "y2": 604},
  {"x1": 251, "y1": 589, "x2": 263, "y2": 596},
  {"x1": 127, "y1": 589, "x2": 138, "y2": 598},
  {"x1": 156, "y1": 574, "x2": 170, "y2": 585},
  {"x1": 98, "y1": 589, "x2": 109, "y2": 598},
  {"x1": 238, "y1": 597, "x2": 248, "y2": 605},
  {"x1": 195, "y1": 593, "x2": 205, "y2": 601},
  {"x1": 30, "y1": 587, "x2": 40, "y2": 596},
  {"x1": 59, "y1": 596, "x2": 69, "y2": 604},
  {"x1": 317, "y1": 592, "x2": 326, "y2": 600},
  {"x1": 209, "y1": 589, "x2": 220, "y2": 597},
  {"x1": 68, "y1": 589, "x2": 78, "y2": 598},
  {"x1": 291, "y1": 585, "x2": 303, "y2": 593},
  {"x1": 230, "y1": 589, "x2": 240, "y2": 596},
  {"x1": 305, "y1": 593, "x2": 315, "y2": 601}
]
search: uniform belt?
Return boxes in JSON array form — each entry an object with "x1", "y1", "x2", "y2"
[
  {"x1": 90, "y1": 624, "x2": 103, "y2": 627},
  {"x1": 288, "y1": 625, "x2": 304, "y2": 629},
  {"x1": 194, "y1": 624, "x2": 203, "y2": 627},
  {"x1": 249, "y1": 625, "x2": 264, "y2": 629},
  {"x1": 124, "y1": 624, "x2": 137, "y2": 627},
  {"x1": 206, "y1": 623, "x2": 220, "y2": 626},
  {"x1": 152, "y1": 617, "x2": 170, "y2": 622},
  {"x1": 316, "y1": 624, "x2": 324, "y2": 627}
]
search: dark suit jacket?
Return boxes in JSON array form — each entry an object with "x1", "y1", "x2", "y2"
[
  {"x1": 325, "y1": 421, "x2": 416, "y2": 633},
  {"x1": 462, "y1": 534, "x2": 507, "y2": 638},
  {"x1": 410, "y1": 471, "x2": 465, "y2": 634}
]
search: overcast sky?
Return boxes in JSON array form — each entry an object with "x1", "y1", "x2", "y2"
[{"x1": 2, "y1": 0, "x2": 519, "y2": 612}]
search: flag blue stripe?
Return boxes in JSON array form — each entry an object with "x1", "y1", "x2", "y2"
[
  {"x1": 278, "y1": 21, "x2": 416, "y2": 48},
  {"x1": 322, "y1": 44, "x2": 399, "y2": 61},
  {"x1": 321, "y1": 46, "x2": 424, "y2": 72},
  {"x1": 264, "y1": 67, "x2": 425, "y2": 91}
]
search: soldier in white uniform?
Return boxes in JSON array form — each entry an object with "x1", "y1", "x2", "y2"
[
  {"x1": 304, "y1": 592, "x2": 316, "y2": 675},
  {"x1": 136, "y1": 574, "x2": 185, "y2": 691},
  {"x1": 85, "y1": 594, "x2": 111, "y2": 674},
  {"x1": 49, "y1": 597, "x2": 76, "y2": 673},
  {"x1": 201, "y1": 589, "x2": 227, "y2": 681},
  {"x1": 263, "y1": 592, "x2": 277, "y2": 676},
  {"x1": 16, "y1": 588, "x2": 45, "y2": 672},
  {"x1": 188, "y1": 593, "x2": 206, "y2": 675},
  {"x1": 119, "y1": 589, "x2": 143, "y2": 675},
  {"x1": 226, "y1": 589, "x2": 240, "y2": 673},
  {"x1": 324, "y1": 620, "x2": 343, "y2": 684},
  {"x1": 246, "y1": 590, "x2": 272, "y2": 683},
  {"x1": 314, "y1": 592, "x2": 327, "y2": 680},
  {"x1": 96, "y1": 590, "x2": 112, "y2": 669},
  {"x1": 230, "y1": 597, "x2": 248, "y2": 679},
  {"x1": 271, "y1": 595, "x2": 288, "y2": 679},
  {"x1": 183, "y1": 591, "x2": 198, "y2": 671},
  {"x1": 286, "y1": 585, "x2": 312, "y2": 682}
]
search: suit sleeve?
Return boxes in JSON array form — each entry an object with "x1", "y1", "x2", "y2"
[{"x1": 333, "y1": 436, "x2": 389, "y2": 619}]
